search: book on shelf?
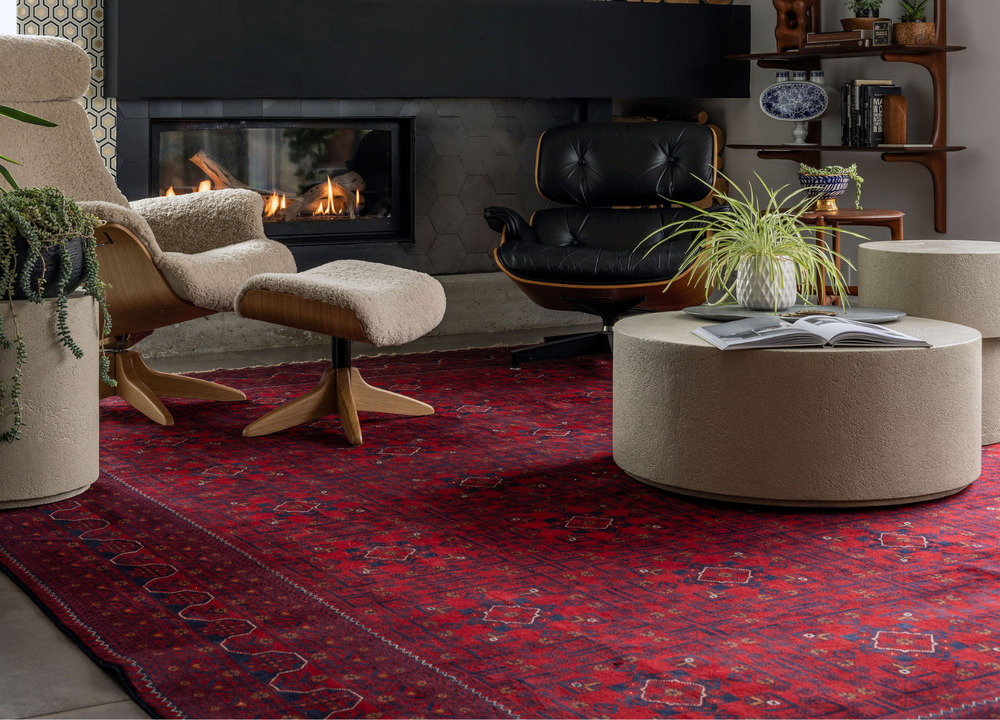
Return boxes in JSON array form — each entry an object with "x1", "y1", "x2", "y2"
[
  {"x1": 842, "y1": 79, "x2": 898, "y2": 147},
  {"x1": 863, "y1": 84, "x2": 902, "y2": 146},
  {"x1": 802, "y1": 38, "x2": 873, "y2": 50},
  {"x1": 693, "y1": 316, "x2": 930, "y2": 351},
  {"x1": 806, "y1": 29, "x2": 872, "y2": 42}
]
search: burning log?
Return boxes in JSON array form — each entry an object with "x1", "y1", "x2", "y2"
[
  {"x1": 284, "y1": 172, "x2": 366, "y2": 220},
  {"x1": 188, "y1": 150, "x2": 251, "y2": 191}
]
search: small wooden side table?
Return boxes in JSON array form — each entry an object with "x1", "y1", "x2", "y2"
[{"x1": 799, "y1": 208, "x2": 905, "y2": 305}]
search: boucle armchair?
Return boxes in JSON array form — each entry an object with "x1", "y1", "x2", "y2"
[{"x1": 0, "y1": 35, "x2": 296, "y2": 426}]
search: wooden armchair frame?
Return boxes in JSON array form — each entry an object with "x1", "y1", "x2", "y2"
[{"x1": 95, "y1": 223, "x2": 246, "y2": 425}]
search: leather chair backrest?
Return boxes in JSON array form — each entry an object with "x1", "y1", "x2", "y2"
[{"x1": 535, "y1": 121, "x2": 716, "y2": 207}]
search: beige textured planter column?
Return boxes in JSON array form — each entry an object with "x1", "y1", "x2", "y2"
[
  {"x1": 859, "y1": 240, "x2": 1000, "y2": 445},
  {"x1": 0, "y1": 293, "x2": 100, "y2": 509},
  {"x1": 613, "y1": 312, "x2": 981, "y2": 507}
]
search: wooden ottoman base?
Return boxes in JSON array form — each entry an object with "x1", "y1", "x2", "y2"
[{"x1": 243, "y1": 339, "x2": 433, "y2": 446}]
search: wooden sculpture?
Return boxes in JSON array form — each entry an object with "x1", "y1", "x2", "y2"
[{"x1": 773, "y1": 0, "x2": 820, "y2": 52}]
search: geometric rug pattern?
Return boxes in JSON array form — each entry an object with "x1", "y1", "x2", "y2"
[{"x1": 2, "y1": 348, "x2": 1000, "y2": 718}]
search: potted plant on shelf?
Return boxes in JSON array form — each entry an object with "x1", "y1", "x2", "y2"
[
  {"x1": 894, "y1": 0, "x2": 935, "y2": 44},
  {"x1": 641, "y1": 174, "x2": 864, "y2": 313},
  {"x1": 843, "y1": 0, "x2": 888, "y2": 31},
  {"x1": 798, "y1": 163, "x2": 865, "y2": 211},
  {"x1": 1, "y1": 186, "x2": 114, "y2": 442}
]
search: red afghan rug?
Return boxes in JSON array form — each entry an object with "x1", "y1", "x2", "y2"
[{"x1": 3, "y1": 348, "x2": 1000, "y2": 719}]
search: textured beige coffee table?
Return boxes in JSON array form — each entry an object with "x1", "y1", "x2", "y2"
[
  {"x1": 859, "y1": 240, "x2": 1000, "y2": 445},
  {"x1": 612, "y1": 312, "x2": 981, "y2": 507}
]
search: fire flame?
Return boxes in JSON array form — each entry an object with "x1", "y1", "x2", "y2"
[
  {"x1": 164, "y1": 186, "x2": 176, "y2": 197},
  {"x1": 264, "y1": 191, "x2": 284, "y2": 217},
  {"x1": 196, "y1": 180, "x2": 212, "y2": 193}
]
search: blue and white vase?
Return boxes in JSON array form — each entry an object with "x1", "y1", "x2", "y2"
[{"x1": 759, "y1": 74, "x2": 832, "y2": 145}]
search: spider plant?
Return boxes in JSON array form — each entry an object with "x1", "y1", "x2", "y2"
[{"x1": 641, "y1": 173, "x2": 869, "y2": 311}]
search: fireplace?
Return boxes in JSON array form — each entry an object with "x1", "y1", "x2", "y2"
[
  {"x1": 151, "y1": 118, "x2": 413, "y2": 246},
  {"x1": 107, "y1": 0, "x2": 749, "y2": 272}
]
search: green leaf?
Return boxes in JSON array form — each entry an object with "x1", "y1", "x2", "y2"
[
  {"x1": 0, "y1": 154, "x2": 19, "y2": 165},
  {"x1": 0, "y1": 164, "x2": 19, "y2": 191},
  {"x1": 0, "y1": 105, "x2": 58, "y2": 127}
]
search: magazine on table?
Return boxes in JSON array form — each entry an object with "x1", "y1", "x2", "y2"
[{"x1": 694, "y1": 316, "x2": 930, "y2": 350}]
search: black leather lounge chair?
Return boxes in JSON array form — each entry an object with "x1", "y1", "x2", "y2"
[{"x1": 484, "y1": 120, "x2": 720, "y2": 369}]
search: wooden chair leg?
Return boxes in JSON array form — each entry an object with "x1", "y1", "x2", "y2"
[
  {"x1": 126, "y1": 351, "x2": 247, "y2": 402},
  {"x1": 350, "y1": 368, "x2": 434, "y2": 417},
  {"x1": 101, "y1": 350, "x2": 246, "y2": 426},
  {"x1": 108, "y1": 352, "x2": 175, "y2": 426}
]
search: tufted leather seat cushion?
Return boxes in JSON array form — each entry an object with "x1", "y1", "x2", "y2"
[
  {"x1": 536, "y1": 121, "x2": 716, "y2": 207},
  {"x1": 494, "y1": 207, "x2": 713, "y2": 284},
  {"x1": 496, "y1": 241, "x2": 686, "y2": 284}
]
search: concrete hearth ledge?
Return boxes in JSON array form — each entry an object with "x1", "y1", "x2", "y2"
[{"x1": 135, "y1": 272, "x2": 593, "y2": 358}]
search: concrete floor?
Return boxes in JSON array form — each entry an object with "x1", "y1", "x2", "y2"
[{"x1": 0, "y1": 324, "x2": 600, "y2": 719}]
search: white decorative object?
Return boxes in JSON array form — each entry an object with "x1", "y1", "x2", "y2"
[
  {"x1": 759, "y1": 80, "x2": 830, "y2": 146},
  {"x1": 735, "y1": 256, "x2": 798, "y2": 311}
]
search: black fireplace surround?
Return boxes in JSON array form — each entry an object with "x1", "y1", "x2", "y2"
[{"x1": 107, "y1": 0, "x2": 749, "y2": 269}]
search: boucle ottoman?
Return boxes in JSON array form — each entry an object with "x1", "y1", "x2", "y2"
[{"x1": 235, "y1": 260, "x2": 446, "y2": 445}]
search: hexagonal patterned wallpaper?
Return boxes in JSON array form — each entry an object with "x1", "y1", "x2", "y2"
[{"x1": 17, "y1": 0, "x2": 116, "y2": 176}]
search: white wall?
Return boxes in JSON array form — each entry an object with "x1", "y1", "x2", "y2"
[
  {"x1": 623, "y1": 0, "x2": 997, "y2": 282},
  {"x1": 0, "y1": 0, "x2": 16, "y2": 34}
]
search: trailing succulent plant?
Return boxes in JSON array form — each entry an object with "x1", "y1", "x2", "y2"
[
  {"x1": 847, "y1": 0, "x2": 883, "y2": 14},
  {"x1": 799, "y1": 163, "x2": 865, "y2": 209},
  {"x1": 899, "y1": 0, "x2": 929, "y2": 22},
  {"x1": 0, "y1": 187, "x2": 114, "y2": 442}
]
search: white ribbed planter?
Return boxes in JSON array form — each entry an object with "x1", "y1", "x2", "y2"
[
  {"x1": 0, "y1": 293, "x2": 99, "y2": 509},
  {"x1": 735, "y1": 256, "x2": 798, "y2": 311}
]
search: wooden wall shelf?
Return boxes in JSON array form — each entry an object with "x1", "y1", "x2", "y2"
[
  {"x1": 726, "y1": 0, "x2": 962, "y2": 233},
  {"x1": 728, "y1": 145, "x2": 965, "y2": 153},
  {"x1": 731, "y1": 45, "x2": 965, "y2": 63}
]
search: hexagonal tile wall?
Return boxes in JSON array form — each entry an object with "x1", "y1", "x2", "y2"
[{"x1": 18, "y1": 0, "x2": 116, "y2": 176}]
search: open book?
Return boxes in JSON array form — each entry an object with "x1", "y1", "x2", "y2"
[{"x1": 694, "y1": 316, "x2": 930, "y2": 350}]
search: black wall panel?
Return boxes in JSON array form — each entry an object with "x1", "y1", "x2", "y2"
[{"x1": 106, "y1": 0, "x2": 750, "y2": 100}]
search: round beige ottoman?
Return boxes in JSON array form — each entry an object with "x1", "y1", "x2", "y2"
[
  {"x1": 0, "y1": 293, "x2": 100, "y2": 509},
  {"x1": 613, "y1": 312, "x2": 981, "y2": 507},
  {"x1": 859, "y1": 240, "x2": 1000, "y2": 445}
]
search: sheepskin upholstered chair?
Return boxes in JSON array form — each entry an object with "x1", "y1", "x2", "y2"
[{"x1": 0, "y1": 35, "x2": 296, "y2": 426}]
